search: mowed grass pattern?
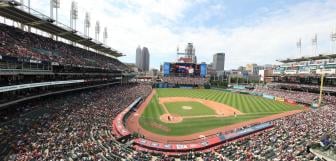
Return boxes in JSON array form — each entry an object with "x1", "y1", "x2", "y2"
[
  {"x1": 157, "y1": 89, "x2": 298, "y2": 113},
  {"x1": 139, "y1": 88, "x2": 301, "y2": 136},
  {"x1": 164, "y1": 102, "x2": 216, "y2": 116}
]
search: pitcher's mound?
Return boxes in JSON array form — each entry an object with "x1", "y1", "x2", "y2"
[
  {"x1": 160, "y1": 114, "x2": 183, "y2": 123},
  {"x1": 182, "y1": 106, "x2": 192, "y2": 110}
]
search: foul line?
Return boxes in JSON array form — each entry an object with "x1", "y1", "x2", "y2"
[{"x1": 159, "y1": 101, "x2": 170, "y2": 115}]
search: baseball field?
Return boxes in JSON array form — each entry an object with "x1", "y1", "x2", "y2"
[{"x1": 138, "y1": 88, "x2": 302, "y2": 136}]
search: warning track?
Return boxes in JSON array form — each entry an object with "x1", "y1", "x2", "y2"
[{"x1": 125, "y1": 89, "x2": 304, "y2": 142}]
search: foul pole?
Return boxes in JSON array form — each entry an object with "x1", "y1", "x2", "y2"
[{"x1": 318, "y1": 73, "x2": 325, "y2": 107}]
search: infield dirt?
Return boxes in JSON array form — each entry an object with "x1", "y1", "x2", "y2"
[{"x1": 126, "y1": 89, "x2": 304, "y2": 142}]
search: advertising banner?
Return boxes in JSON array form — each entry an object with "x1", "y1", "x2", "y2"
[
  {"x1": 275, "y1": 97, "x2": 285, "y2": 102},
  {"x1": 163, "y1": 63, "x2": 170, "y2": 76},
  {"x1": 233, "y1": 85, "x2": 245, "y2": 90},
  {"x1": 263, "y1": 94, "x2": 275, "y2": 100},
  {"x1": 285, "y1": 99, "x2": 297, "y2": 105},
  {"x1": 200, "y1": 64, "x2": 207, "y2": 77}
]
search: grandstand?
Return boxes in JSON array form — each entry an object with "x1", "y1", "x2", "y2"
[
  {"x1": 0, "y1": 1, "x2": 335, "y2": 161},
  {"x1": 273, "y1": 54, "x2": 336, "y2": 87},
  {"x1": 0, "y1": 1, "x2": 133, "y2": 108}
]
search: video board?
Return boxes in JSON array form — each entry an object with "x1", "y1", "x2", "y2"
[{"x1": 163, "y1": 62, "x2": 207, "y2": 77}]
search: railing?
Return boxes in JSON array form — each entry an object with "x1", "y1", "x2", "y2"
[{"x1": 0, "y1": 68, "x2": 52, "y2": 74}]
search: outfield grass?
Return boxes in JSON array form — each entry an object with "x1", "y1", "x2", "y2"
[
  {"x1": 164, "y1": 101, "x2": 216, "y2": 116},
  {"x1": 139, "y1": 88, "x2": 301, "y2": 136}
]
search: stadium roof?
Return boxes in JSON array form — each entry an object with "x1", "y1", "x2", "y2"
[
  {"x1": 277, "y1": 53, "x2": 336, "y2": 63},
  {"x1": 0, "y1": 0, "x2": 123, "y2": 57}
]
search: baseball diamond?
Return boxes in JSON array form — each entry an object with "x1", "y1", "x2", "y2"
[{"x1": 127, "y1": 88, "x2": 302, "y2": 137}]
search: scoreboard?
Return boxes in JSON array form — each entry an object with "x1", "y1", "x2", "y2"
[{"x1": 163, "y1": 62, "x2": 207, "y2": 77}]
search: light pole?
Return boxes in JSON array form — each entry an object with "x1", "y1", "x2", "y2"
[
  {"x1": 70, "y1": 1, "x2": 78, "y2": 30},
  {"x1": 50, "y1": 0, "x2": 60, "y2": 40},
  {"x1": 84, "y1": 12, "x2": 90, "y2": 50},
  {"x1": 95, "y1": 21, "x2": 100, "y2": 41},
  {"x1": 296, "y1": 38, "x2": 301, "y2": 57},
  {"x1": 103, "y1": 27, "x2": 108, "y2": 45},
  {"x1": 330, "y1": 32, "x2": 336, "y2": 53},
  {"x1": 312, "y1": 34, "x2": 318, "y2": 56}
]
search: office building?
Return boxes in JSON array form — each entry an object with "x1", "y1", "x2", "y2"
[
  {"x1": 213, "y1": 53, "x2": 225, "y2": 71},
  {"x1": 135, "y1": 46, "x2": 142, "y2": 70},
  {"x1": 142, "y1": 47, "x2": 150, "y2": 72},
  {"x1": 135, "y1": 46, "x2": 150, "y2": 72}
]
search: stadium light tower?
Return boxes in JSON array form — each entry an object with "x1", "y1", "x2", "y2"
[
  {"x1": 84, "y1": 12, "x2": 90, "y2": 37},
  {"x1": 95, "y1": 21, "x2": 100, "y2": 41},
  {"x1": 70, "y1": 1, "x2": 78, "y2": 31},
  {"x1": 312, "y1": 33, "x2": 318, "y2": 56},
  {"x1": 50, "y1": 0, "x2": 60, "y2": 40},
  {"x1": 103, "y1": 27, "x2": 108, "y2": 44},
  {"x1": 20, "y1": 0, "x2": 31, "y2": 32},
  {"x1": 296, "y1": 38, "x2": 302, "y2": 57},
  {"x1": 330, "y1": 31, "x2": 336, "y2": 54},
  {"x1": 20, "y1": 0, "x2": 24, "y2": 30},
  {"x1": 50, "y1": 0, "x2": 60, "y2": 23},
  {"x1": 27, "y1": 0, "x2": 31, "y2": 32}
]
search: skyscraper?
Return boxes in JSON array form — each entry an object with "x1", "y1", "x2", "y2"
[
  {"x1": 135, "y1": 46, "x2": 142, "y2": 69},
  {"x1": 142, "y1": 47, "x2": 150, "y2": 72},
  {"x1": 135, "y1": 46, "x2": 150, "y2": 72},
  {"x1": 184, "y1": 43, "x2": 197, "y2": 63},
  {"x1": 213, "y1": 53, "x2": 225, "y2": 71}
]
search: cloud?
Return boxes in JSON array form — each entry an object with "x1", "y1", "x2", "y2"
[
  {"x1": 24, "y1": 0, "x2": 336, "y2": 70},
  {"x1": 176, "y1": 0, "x2": 336, "y2": 69}
]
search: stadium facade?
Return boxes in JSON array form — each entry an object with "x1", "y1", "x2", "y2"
[{"x1": 272, "y1": 54, "x2": 336, "y2": 86}]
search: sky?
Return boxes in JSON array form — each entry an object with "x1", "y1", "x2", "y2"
[{"x1": 27, "y1": 0, "x2": 336, "y2": 69}]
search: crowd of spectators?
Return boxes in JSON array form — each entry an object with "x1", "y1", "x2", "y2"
[
  {"x1": 268, "y1": 82, "x2": 336, "y2": 92},
  {"x1": 0, "y1": 23, "x2": 128, "y2": 71},
  {"x1": 253, "y1": 86, "x2": 319, "y2": 104},
  {"x1": 162, "y1": 76, "x2": 208, "y2": 85},
  {"x1": 1, "y1": 83, "x2": 152, "y2": 160},
  {"x1": 212, "y1": 98, "x2": 336, "y2": 161},
  {"x1": 253, "y1": 85, "x2": 336, "y2": 104},
  {"x1": 1, "y1": 81, "x2": 336, "y2": 160}
]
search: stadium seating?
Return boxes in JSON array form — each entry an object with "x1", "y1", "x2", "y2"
[
  {"x1": 0, "y1": 23, "x2": 131, "y2": 106},
  {"x1": 0, "y1": 24, "x2": 128, "y2": 71},
  {"x1": 1, "y1": 83, "x2": 152, "y2": 160},
  {"x1": 269, "y1": 82, "x2": 336, "y2": 92},
  {"x1": 1, "y1": 83, "x2": 335, "y2": 160}
]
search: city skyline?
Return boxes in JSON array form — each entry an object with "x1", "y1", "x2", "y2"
[
  {"x1": 24, "y1": 0, "x2": 336, "y2": 69},
  {"x1": 136, "y1": 46, "x2": 150, "y2": 71}
]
